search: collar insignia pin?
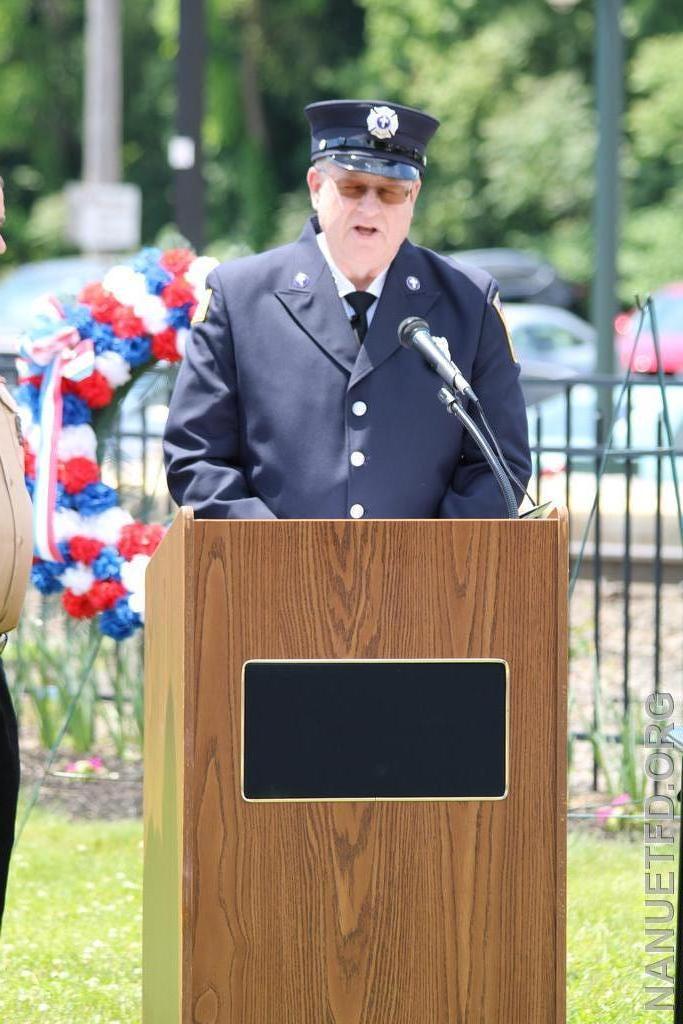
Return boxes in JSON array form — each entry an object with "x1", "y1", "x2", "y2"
[
  {"x1": 367, "y1": 105, "x2": 399, "y2": 140},
  {"x1": 406, "y1": 275, "x2": 421, "y2": 291},
  {"x1": 292, "y1": 272, "x2": 310, "y2": 290}
]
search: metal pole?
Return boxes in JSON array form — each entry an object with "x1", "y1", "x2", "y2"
[
  {"x1": 174, "y1": 0, "x2": 206, "y2": 251},
  {"x1": 83, "y1": 0, "x2": 122, "y2": 183},
  {"x1": 592, "y1": 0, "x2": 622, "y2": 378}
]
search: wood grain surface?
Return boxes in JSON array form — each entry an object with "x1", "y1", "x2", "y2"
[
  {"x1": 143, "y1": 507, "x2": 193, "y2": 1024},
  {"x1": 144, "y1": 514, "x2": 568, "y2": 1024}
]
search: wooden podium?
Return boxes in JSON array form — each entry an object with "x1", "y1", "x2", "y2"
[{"x1": 143, "y1": 510, "x2": 568, "y2": 1024}]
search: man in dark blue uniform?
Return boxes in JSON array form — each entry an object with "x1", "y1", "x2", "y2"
[{"x1": 163, "y1": 100, "x2": 531, "y2": 519}]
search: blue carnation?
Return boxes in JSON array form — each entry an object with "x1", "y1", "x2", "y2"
[
  {"x1": 57, "y1": 540, "x2": 73, "y2": 563},
  {"x1": 62, "y1": 393, "x2": 91, "y2": 426},
  {"x1": 16, "y1": 382, "x2": 40, "y2": 420},
  {"x1": 115, "y1": 335, "x2": 151, "y2": 368},
  {"x1": 131, "y1": 247, "x2": 162, "y2": 273},
  {"x1": 63, "y1": 303, "x2": 96, "y2": 340},
  {"x1": 99, "y1": 597, "x2": 142, "y2": 640},
  {"x1": 92, "y1": 546, "x2": 123, "y2": 581},
  {"x1": 72, "y1": 482, "x2": 119, "y2": 516},
  {"x1": 55, "y1": 483, "x2": 75, "y2": 511},
  {"x1": 32, "y1": 561, "x2": 64, "y2": 594},
  {"x1": 25, "y1": 477, "x2": 35, "y2": 499},
  {"x1": 166, "y1": 304, "x2": 192, "y2": 329},
  {"x1": 144, "y1": 264, "x2": 173, "y2": 295},
  {"x1": 92, "y1": 323, "x2": 117, "y2": 355}
]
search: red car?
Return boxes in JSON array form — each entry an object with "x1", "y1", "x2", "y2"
[{"x1": 616, "y1": 282, "x2": 683, "y2": 374}]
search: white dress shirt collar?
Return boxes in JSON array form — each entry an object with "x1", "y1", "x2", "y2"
[{"x1": 316, "y1": 231, "x2": 389, "y2": 303}]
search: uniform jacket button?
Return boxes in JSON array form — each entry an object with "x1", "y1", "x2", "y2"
[
  {"x1": 349, "y1": 503, "x2": 365, "y2": 519},
  {"x1": 350, "y1": 451, "x2": 366, "y2": 467},
  {"x1": 351, "y1": 401, "x2": 367, "y2": 416}
]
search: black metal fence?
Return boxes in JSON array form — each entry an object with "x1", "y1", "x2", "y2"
[{"x1": 107, "y1": 368, "x2": 683, "y2": 791}]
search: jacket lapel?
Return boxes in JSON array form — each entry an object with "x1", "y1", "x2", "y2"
[
  {"x1": 349, "y1": 240, "x2": 439, "y2": 387},
  {"x1": 275, "y1": 220, "x2": 358, "y2": 375}
]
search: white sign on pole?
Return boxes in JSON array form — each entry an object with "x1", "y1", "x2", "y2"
[{"x1": 65, "y1": 181, "x2": 142, "y2": 252}]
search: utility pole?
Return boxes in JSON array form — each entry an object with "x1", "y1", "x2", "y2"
[
  {"x1": 83, "y1": 0, "x2": 122, "y2": 183},
  {"x1": 170, "y1": 0, "x2": 206, "y2": 251},
  {"x1": 68, "y1": 0, "x2": 141, "y2": 253},
  {"x1": 593, "y1": 0, "x2": 622, "y2": 378}
]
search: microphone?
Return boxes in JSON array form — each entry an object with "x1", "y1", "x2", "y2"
[{"x1": 398, "y1": 316, "x2": 478, "y2": 404}]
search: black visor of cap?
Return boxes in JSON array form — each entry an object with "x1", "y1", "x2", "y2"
[
  {"x1": 305, "y1": 100, "x2": 439, "y2": 180},
  {"x1": 320, "y1": 152, "x2": 421, "y2": 181}
]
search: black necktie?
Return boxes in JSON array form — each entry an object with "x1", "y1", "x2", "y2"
[{"x1": 346, "y1": 291, "x2": 376, "y2": 344}]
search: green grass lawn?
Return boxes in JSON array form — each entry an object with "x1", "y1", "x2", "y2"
[{"x1": 0, "y1": 815, "x2": 674, "y2": 1022}]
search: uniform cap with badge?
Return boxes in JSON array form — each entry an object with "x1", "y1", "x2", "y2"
[{"x1": 305, "y1": 99, "x2": 440, "y2": 181}]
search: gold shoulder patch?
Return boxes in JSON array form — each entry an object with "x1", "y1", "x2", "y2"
[
  {"x1": 191, "y1": 287, "x2": 213, "y2": 325},
  {"x1": 492, "y1": 292, "x2": 517, "y2": 363}
]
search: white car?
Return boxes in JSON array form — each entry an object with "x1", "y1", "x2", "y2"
[{"x1": 504, "y1": 303, "x2": 596, "y2": 376}]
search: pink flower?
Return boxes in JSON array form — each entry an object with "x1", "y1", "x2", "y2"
[{"x1": 611, "y1": 793, "x2": 631, "y2": 807}]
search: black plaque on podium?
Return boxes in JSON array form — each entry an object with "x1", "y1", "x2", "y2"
[{"x1": 242, "y1": 659, "x2": 508, "y2": 801}]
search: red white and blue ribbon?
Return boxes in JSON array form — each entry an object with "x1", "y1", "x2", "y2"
[{"x1": 20, "y1": 324, "x2": 95, "y2": 562}]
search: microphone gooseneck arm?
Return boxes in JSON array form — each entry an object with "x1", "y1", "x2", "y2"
[
  {"x1": 437, "y1": 388, "x2": 519, "y2": 520},
  {"x1": 397, "y1": 315, "x2": 520, "y2": 519}
]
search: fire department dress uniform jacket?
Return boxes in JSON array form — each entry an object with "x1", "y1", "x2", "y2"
[{"x1": 163, "y1": 217, "x2": 531, "y2": 520}]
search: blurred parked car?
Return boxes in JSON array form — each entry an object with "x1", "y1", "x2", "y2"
[
  {"x1": 0, "y1": 256, "x2": 115, "y2": 380},
  {"x1": 504, "y1": 303, "x2": 596, "y2": 405},
  {"x1": 616, "y1": 283, "x2": 683, "y2": 374},
  {"x1": 449, "y1": 248, "x2": 583, "y2": 310}
]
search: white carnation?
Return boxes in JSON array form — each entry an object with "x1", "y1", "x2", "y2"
[
  {"x1": 87, "y1": 506, "x2": 134, "y2": 545},
  {"x1": 95, "y1": 351, "x2": 131, "y2": 389},
  {"x1": 62, "y1": 564, "x2": 95, "y2": 596},
  {"x1": 20, "y1": 406, "x2": 36, "y2": 439},
  {"x1": 175, "y1": 327, "x2": 190, "y2": 358},
  {"x1": 53, "y1": 508, "x2": 82, "y2": 543},
  {"x1": 128, "y1": 589, "x2": 145, "y2": 619},
  {"x1": 134, "y1": 293, "x2": 169, "y2": 335},
  {"x1": 185, "y1": 256, "x2": 219, "y2": 295},
  {"x1": 57, "y1": 425, "x2": 98, "y2": 461},
  {"x1": 120, "y1": 552, "x2": 148, "y2": 606},
  {"x1": 102, "y1": 266, "x2": 148, "y2": 307}
]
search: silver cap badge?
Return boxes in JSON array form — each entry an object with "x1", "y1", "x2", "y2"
[{"x1": 367, "y1": 105, "x2": 399, "y2": 140}]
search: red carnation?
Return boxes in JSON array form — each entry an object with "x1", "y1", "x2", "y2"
[
  {"x1": 151, "y1": 328, "x2": 181, "y2": 363},
  {"x1": 79, "y1": 282, "x2": 106, "y2": 305},
  {"x1": 111, "y1": 306, "x2": 145, "y2": 339},
  {"x1": 72, "y1": 370, "x2": 114, "y2": 409},
  {"x1": 118, "y1": 522, "x2": 165, "y2": 560},
  {"x1": 86, "y1": 286, "x2": 120, "y2": 325},
  {"x1": 161, "y1": 278, "x2": 195, "y2": 309},
  {"x1": 69, "y1": 536, "x2": 105, "y2": 564},
  {"x1": 59, "y1": 456, "x2": 100, "y2": 494},
  {"x1": 23, "y1": 442, "x2": 36, "y2": 478},
  {"x1": 90, "y1": 579, "x2": 127, "y2": 611},
  {"x1": 62, "y1": 590, "x2": 97, "y2": 618},
  {"x1": 18, "y1": 373, "x2": 42, "y2": 388},
  {"x1": 160, "y1": 249, "x2": 193, "y2": 276}
]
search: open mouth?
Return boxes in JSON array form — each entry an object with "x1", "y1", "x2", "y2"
[{"x1": 354, "y1": 226, "x2": 378, "y2": 238}]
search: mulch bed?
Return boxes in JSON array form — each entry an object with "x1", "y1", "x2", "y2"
[{"x1": 19, "y1": 747, "x2": 143, "y2": 821}]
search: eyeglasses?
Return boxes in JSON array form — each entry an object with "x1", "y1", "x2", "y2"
[{"x1": 319, "y1": 168, "x2": 413, "y2": 206}]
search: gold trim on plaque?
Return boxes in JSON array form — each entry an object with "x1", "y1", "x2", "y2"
[{"x1": 240, "y1": 658, "x2": 509, "y2": 804}]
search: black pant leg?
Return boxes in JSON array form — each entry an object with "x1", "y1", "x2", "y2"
[{"x1": 0, "y1": 656, "x2": 20, "y2": 929}]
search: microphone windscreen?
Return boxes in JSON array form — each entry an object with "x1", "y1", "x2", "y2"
[{"x1": 398, "y1": 316, "x2": 429, "y2": 348}]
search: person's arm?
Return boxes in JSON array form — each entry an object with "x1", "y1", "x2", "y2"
[
  {"x1": 438, "y1": 283, "x2": 531, "y2": 519},
  {"x1": 163, "y1": 271, "x2": 276, "y2": 519}
]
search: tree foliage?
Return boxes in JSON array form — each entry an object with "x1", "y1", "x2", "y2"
[{"x1": 0, "y1": 0, "x2": 681, "y2": 304}]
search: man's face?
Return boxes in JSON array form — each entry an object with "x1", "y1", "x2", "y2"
[
  {"x1": 307, "y1": 161, "x2": 420, "y2": 289},
  {"x1": 0, "y1": 184, "x2": 6, "y2": 255}
]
